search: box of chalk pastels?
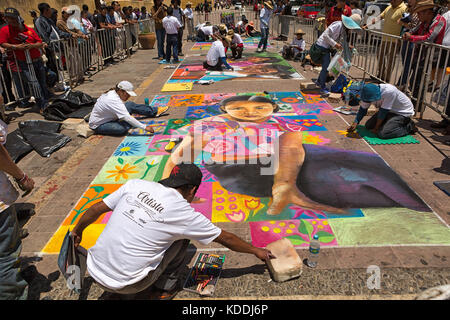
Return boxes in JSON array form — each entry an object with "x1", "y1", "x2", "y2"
[{"x1": 183, "y1": 253, "x2": 225, "y2": 297}]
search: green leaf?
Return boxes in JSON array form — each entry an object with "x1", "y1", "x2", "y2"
[
  {"x1": 133, "y1": 157, "x2": 146, "y2": 165},
  {"x1": 315, "y1": 231, "x2": 335, "y2": 243},
  {"x1": 298, "y1": 220, "x2": 313, "y2": 239},
  {"x1": 118, "y1": 157, "x2": 124, "y2": 165},
  {"x1": 90, "y1": 186, "x2": 104, "y2": 193},
  {"x1": 285, "y1": 235, "x2": 308, "y2": 246},
  {"x1": 101, "y1": 193, "x2": 110, "y2": 199}
]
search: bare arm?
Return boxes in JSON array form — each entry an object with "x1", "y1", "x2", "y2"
[
  {"x1": 214, "y1": 229, "x2": 275, "y2": 261},
  {"x1": 0, "y1": 144, "x2": 34, "y2": 191},
  {"x1": 72, "y1": 200, "x2": 111, "y2": 247}
]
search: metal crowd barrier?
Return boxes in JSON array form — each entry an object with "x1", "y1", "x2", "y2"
[{"x1": 0, "y1": 19, "x2": 154, "y2": 108}]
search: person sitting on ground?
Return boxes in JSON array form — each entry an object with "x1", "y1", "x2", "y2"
[
  {"x1": 203, "y1": 34, "x2": 234, "y2": 71},
  {"x1": 227, "y1": 29, "x2": 244, "y2": 59},
  {"x1": 282, "y1": 28, "x2": 306, "y2": 61},
  {"x1": 71, "y1": 163, "x2": 275, "y2": 300},
  {"x1": 196, "y1": 21, "x2": 217, "y2": 41},
  {"x1": 88, "y1": 81, "x2": 169, "y2": 136},
  {"x1": 245, "y1": 21, "x2": 260, "y2": 37},
  {"x1": 235, "y1": 16, "x2": 248, "y2": 34},
  {"x1": 347, "y1": 83, "x2": 417, "y2": 139}
]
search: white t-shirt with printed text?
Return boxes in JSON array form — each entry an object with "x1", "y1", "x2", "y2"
[{"x1": 87, "y1": 179, "x2": 222, "y2": 290}]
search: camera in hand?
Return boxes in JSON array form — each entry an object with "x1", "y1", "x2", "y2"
[{"x1": 400, "y1": 12, "x2": 411, "y2": 23}]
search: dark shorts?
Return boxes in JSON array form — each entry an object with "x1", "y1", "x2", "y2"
[{"x1": 205, "y1": 144, "x2": 430, "y2": 212}]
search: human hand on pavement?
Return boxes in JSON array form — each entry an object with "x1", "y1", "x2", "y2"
[
  {"x1": 335, "y1": 43, "x2": 343, "y2": 50},
  {"x1": 253, "y1": 247, "x2": 276, "y2": 262},
  {"x1": 145, "y1": 125, "x2": 155, "y2": 134},
  {"x1": 347, "y1": 122, "x2": 358, "y2": 133}
]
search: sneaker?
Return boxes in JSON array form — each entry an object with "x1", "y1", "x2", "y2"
[
  {"x1": 320, "y1": 89, "x2": 330, "y2": 96},
  {"x1": 156, "y1": 106, "x2": 170, "y2": 117},
  {"x1": 159, "y1": 57, "x2": 164, "y2": 60},
  {"x1": 256, "y1": 47, "x2": 262, "y2": 52},
  {"x1": 172, "y1": 59, "x2": 180, "y2": 64}
]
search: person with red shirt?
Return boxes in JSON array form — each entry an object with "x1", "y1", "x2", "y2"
[
  {"x1": 0, "y1": 8, "x2": 49, "y2": 113},
  {"x1": 326, "y1": 0, "x2": 352, "y2": 27}
]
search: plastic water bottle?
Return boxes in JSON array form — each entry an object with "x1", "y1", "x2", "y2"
[
  {"x1": 144, "y1": 98, "x2": 149, "y2": 106},
  {"x1": 307, "y1": 235, "x2": 320, "y2": 268}
]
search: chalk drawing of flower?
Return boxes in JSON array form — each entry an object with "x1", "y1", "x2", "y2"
[
  {"x1": 114, "y1": 141, "x2": 142, "y2": 156},
  {"x1": 245, "y1": 199, "x2": 261, "y2": 210},
  {"x1": 106, "y1": 163, "x2": 138, "y2": 182},
  {"x1": 225, "y1": 210, "x2": 246, "y2": 222}
]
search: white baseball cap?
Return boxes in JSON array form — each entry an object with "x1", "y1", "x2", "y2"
[{"x1": 117, "y1": 81, "x2": 137, "y2": 96}]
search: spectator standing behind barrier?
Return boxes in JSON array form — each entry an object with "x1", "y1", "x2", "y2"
[
  {"x1": 123, "y1": 6, "x2": 138, "y2": 47},
  {"x1": 430, "y1": 0, "x2": 450, "y2": 141},
  {"x1": 95, "y1": 5, "x2": 117, "y2": 66},
  {"x1": 82, "y1": 4, "x2": 96, "y2": 27},
  {"x1": 162, "y1": 6, "x2": 182, "y2": 64},
  {"x1": 89, "y1": 81, "x2": 169, "y2": 136},
  {"x1": 276, "y1": 0, "x2": 292, "y2": 41},
  {"x1": 350, "y1": 1, "x2": 362, "y2": 17},
  {"x1": 316, "y1": 1, "x2": 332, "y2": 38},
  {"x1": 140, "y1": 6, "x2": 151, "y2": 20},
  {"x1": 184, "y1": 2, "x2": 194, "y2": 41},
  {"x1": 403, "y1": 0, "x2": 447, "y2": 128},
  {"x1": 396, "y1": 0, "x2": 420, "y2": 90},
  {"x1": 364, "y1": 0, "x2": 407, "y2": 83},
  {"x1": 0, "y1": 114, "x2": 35, "y2": 300},
  {"x1": 326, "y1": 0, "x2": 352, "y2": 27},
  {"x1": 171, "y1": 0, "x2": 185, "y2": 57},
  {"x1": 0, "y1": 8, "x2": 50, "y2": 113},
  {"x1": 151, "y1": 0, "x2": 168, "y2": 60},
  {"x1": 257, "y1": 1, "x2": 273, "y2": 53}
]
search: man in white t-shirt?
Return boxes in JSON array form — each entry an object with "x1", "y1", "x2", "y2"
[
  {"x1": 203, "y1": 35, "x2": 234, "y2": 71},
  {"x1": 0, "y1": 114, "x2": 35, "y2": 300},
  {"x1": 347, "y1": 83, "x2": 417, "y2": 139},
  {"x1": 72, "y1": 163, "x2": 274, "y2": 299},
  {"x1": 89, "y1": 81, "x2": 169, "y2": 136},
  {"x1": 162, "y1": 7, "x2": 182, "y2": 63},
  {"x1": 196, "y1": 23, "x2": 217, "y2": 41},
  {"x1": 171, "y1": 0, "x2": 185, "y2": 56}
]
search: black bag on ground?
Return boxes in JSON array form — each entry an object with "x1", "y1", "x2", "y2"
[
  {"x1": 18, "y1": 120, "x2": 71, "y2": 158},
  {"x1": 43, "y1": 90, "x2": 95, "y2": 121},
  {"x1": 4, "y1": 129, "x2": 34, "y2": 163}
]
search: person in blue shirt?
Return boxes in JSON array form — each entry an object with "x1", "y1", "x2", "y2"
[{"x1": 257, "y1": 1, "x2": 273, "y2": 52}]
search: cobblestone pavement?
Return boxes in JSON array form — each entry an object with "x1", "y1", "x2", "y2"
[{"x1": 5, "y1": 35, "x2": 449, "y2": 300}]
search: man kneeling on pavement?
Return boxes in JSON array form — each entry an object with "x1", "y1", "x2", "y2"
[
  {"x1": 347, "y1": 83, "x2": 417, "y2": 139},
  {"x1": 72, "y1": 163, "x2": 275, "y2": 299}
]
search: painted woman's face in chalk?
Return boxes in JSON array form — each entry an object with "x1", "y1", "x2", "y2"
[{"x1": 224, "y1": 101, "x2": 274, "y2": 122}]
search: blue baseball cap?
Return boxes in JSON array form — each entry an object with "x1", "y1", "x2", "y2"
[{"x1": 361, "y1": 83, "x2": 381, "y2": 103}]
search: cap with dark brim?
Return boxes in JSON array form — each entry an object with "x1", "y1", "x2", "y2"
[{"x1": 158, "y1": 163, "x2": 203, "y2": 188}]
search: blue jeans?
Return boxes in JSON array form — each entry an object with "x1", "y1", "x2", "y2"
[
  {"x1": 258, "y1": 27, "x2": 269, "y2": 50},
  {"x1": 398, "y1": 41, "x2": 414, "y2": 87},
  {"x1": 156, "y1": 28, "x2": 166, "y2": 58},
  {"x1": 94, "y1": 101, "x2": 158, "y2": 136},
  {"x1": 17, "y1": 59, "x2": 50, "y2": 110},
  {"x1": 317, "y1": 45, "x2": 331, "y2": 90},
  {"x1": 165, "y1": 33, "x2": 179, "y2": 62},
  {"x1": 0, "y1": 206, "x2": 28, "y2": 300}
]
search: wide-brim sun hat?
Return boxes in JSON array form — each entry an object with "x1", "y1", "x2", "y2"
[
  {"x1": 342, "y1": 14, "x2": 362, "y2": 30},
  {"x1": 227, "y1": 29, "x2": 235, "y2": 36},
  {"x1": 264, "y1": 1, "x2": 273, "y2": 9},
  {"x1": 249, "y1": 21, "x2": 254, "y2": 26},
  {"x1": 361, "y1": 83, "x2": 381, "y2": 102},
  {"x1": 295, "y1": 28, "x2": 305, "y2": 35},
  {"x1": 412, "y1": 0, "x2": 438, "y2": 14}
]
